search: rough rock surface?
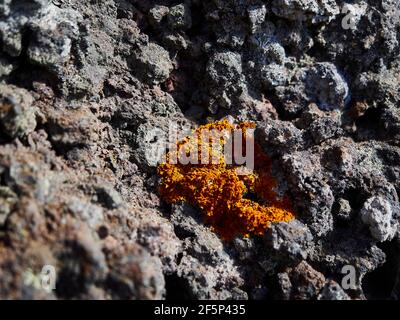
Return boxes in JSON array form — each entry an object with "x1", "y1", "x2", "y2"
[{"x1": 0, "y1": 0, "x2": 400, "y2": 300}]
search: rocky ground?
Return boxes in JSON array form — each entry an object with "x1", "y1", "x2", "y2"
[{"x1": 0, "y1": 0, "x2": 399, "y2": 300}]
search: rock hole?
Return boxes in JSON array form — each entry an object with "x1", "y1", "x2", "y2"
[
  {"x1": 362, "y1": 239, "x2": 400, "y2": 299},
  {"x1": 165, "y1": 274, "x2": 191, "y2": 300}
]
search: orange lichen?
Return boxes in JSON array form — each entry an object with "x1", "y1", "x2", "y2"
[{"x1": 157, "y1": 120, "x2": 295, "y2": 239}]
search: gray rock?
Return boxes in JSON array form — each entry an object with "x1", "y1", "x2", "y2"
[
  {"x1": 57, "y1": 224, "x2": 109, "y2": 295},
  {"x1": 318, "y1": 280, "x2": 350, "y2": 300},
  {"x1": 27, "y1": 24, "x2": 73, "y2": 68},
  {"x1": 278, "y1": 261, "x2": 326, "y2": 300},
  {"x1": 0, "y1": 56, "x2": 14, "y2": 79},
  {"x1": 167, "y1": 4, "x2": 192, "y2": 30},
  {"x1": 131, "y1": 42, "x2": 173, "y2": 85},
  {"x1": 0, "y1": 0, "x2": 80, "y2": 59},
  {"x1": 247, "y1": 4, "x2": 267, "y2": 33},
  {"x1": 0, "y1": 85, "x2": 36, "y2": 138},
  {"x1": 95, "y1": 185, "x2": 123, "y2": 209},
  {"x1": 0, "y1": 186, "x2": 17, "y2": 226},
  {"x1": 46, "y1": 107, "x2": 101, "y2": 149},
  {"x1": 271, "y1": 0, "x2": 339, "y2": 24},
  {"x1": 308, "y1": 115, "x2": 343, "y2": 144},
  {"x1": 360, "y1": 196, "x2": 398, "y2": 242},
  {"x1": 148, "y1": 5, "x2": 169, "y2": 27},
  {"x1": 260, "y1": 63, "x2": 288, "y2": 88},
  {"x1": 206, "y1": 50, "x2": 246, "y2": 111},
  {"x1": 274, "y1": 67, "x2": 309, "y2": 115},
  {"x1": 265, "y1": 220, "x2": 314, "y2": 261},
  {"x1": 207, "y1": 51, "x2": 243, "y2": 84},
  {"x1": 264, "y1": 42, "x2": 286, "y2": 65},
  {"x1": 334, "y1": 198, "x2": 353, "y2": 221},
  {"x1": 281, "y1": 151, "x2": 335, "y2": 237},
  {"x1": 170, "y1": 204, "x2": 247, "y2": 299},
  {"x1": 305, "y1": 63, "x2": 349, "y2": 111},
  {"x1": 107, "y1": 245, "x2": 166, "y2": 299},
  {"x1": 133, "y1": 208, "x2": 182, "y2": 274},
  {"x1": 249, "y1": 21, "x2": 276, "y2": 50},
  {"x1": 67, "y1": 198, "x2": 104, "y2": 229},
  {"x1": 257, "y1": 119, "x2": 305, "y2": 153}
]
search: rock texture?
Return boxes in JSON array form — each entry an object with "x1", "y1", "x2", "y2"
[{"x1": 0, "y1": 0, "x2": 399, "y2": 300}]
